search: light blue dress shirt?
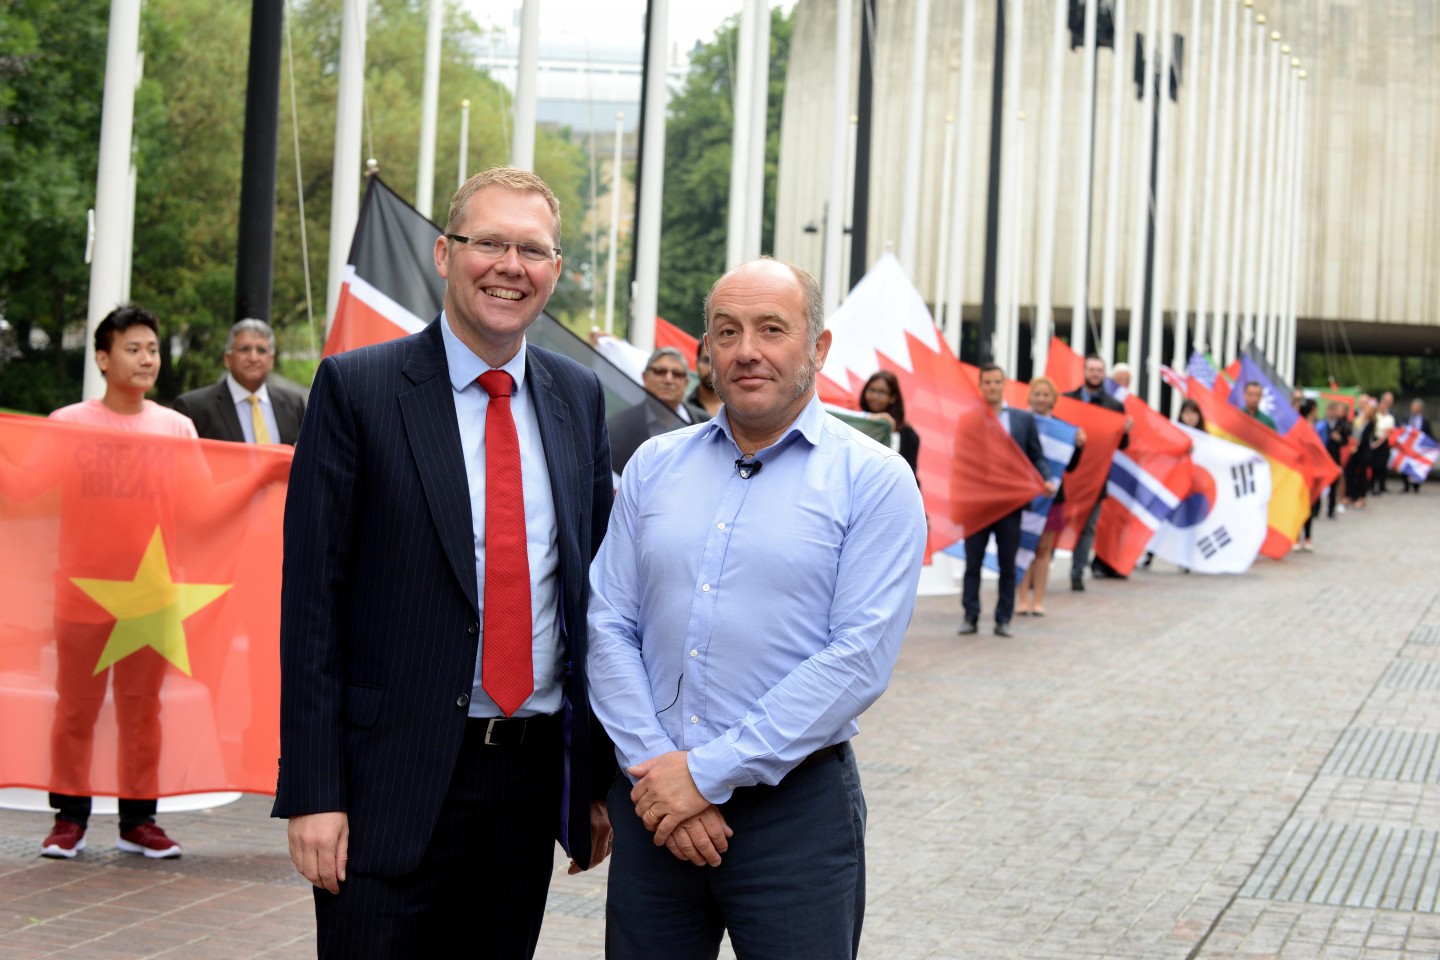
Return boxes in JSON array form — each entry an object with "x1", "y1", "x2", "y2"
[
  {"x1": 439, "y1": 314, "x2": 562, "y2": 718},
  {"x1": 225, "y1": 374, "x2": 280, "y2": 444},
  {"x1": 587, "y1": 394, "x2": 927, "y2": 804}
]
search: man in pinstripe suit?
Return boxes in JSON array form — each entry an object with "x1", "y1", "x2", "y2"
[{"x1": 275, "y1": 167, "x2": 615, "y2": 958}]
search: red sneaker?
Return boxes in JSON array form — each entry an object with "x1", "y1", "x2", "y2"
[
  {"x1": 117, "y1": 823, "x2": 182, "y2": 859},
  {"x1": 41, "y1": 819, "x2": 86, "y2": 859}
]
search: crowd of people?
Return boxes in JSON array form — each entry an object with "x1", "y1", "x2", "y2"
[{"x1": 850, "y1": 356, "x2": 1432, "y2": 638}]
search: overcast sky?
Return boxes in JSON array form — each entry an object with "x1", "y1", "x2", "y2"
[{"x1": 467, "y1": 1, "x2": 791, "y2": 55}]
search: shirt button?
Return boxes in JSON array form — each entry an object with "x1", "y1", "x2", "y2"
[
  {"x1": 456, "y1": 694, "x2": 470, "y2": 707},
  {"x1": 702, "y1": 583, "x2": 711, "y2": 592},
  {"x1": 717, "y1": 522, "x2": 726, "y2": 530},
  {"x1": 467, "y1": 623, "x2": 478, "y2": 635},
  {"x1": 690, "y1": 649, "x2": 698, "y2": 658},
  {"x1": 690, "y1": 715, "x2": 699, "y2": 724}
]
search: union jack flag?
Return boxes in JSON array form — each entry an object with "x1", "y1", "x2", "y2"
[{"x1": 1389, "y1": 426, "x2": 1439, "y2": 484}]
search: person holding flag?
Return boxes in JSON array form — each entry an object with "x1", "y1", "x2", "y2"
[
  {"x1": 1063, "y1": 355, "x2": 1131, "y2": 590},
  {"x1": 1398, "y1": 399, "x2": 1433, "y2": 493},
  {"x1": 39, "y1": 306, "x2": 198, "y2": 860},
  {"x1": 1016, "y1": 377, "x2": 1084, "y2": 617},
  {"x1": 960, "y1": 364, "x2": 1056, "y2": 637}
]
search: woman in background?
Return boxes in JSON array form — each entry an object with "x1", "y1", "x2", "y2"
[
  {"x1": 860, "y1": 371, "x2": 920, "y2": 480},
  {"x1": 1016, "y1": 377, "x2": 1083, "y2": 616}
]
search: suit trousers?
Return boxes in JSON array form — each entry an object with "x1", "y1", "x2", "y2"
[
  {"x1": 963, "y1": 509, "x2": 1023, "y2": 626},
  {"x1": 313, "y1": 715, "x2": 562, "y2": 959},
  {"x1": 1070, "y1": 498, "x2": 1104, "y2": 581},
  {"x1": 605, "y1": 743, "x2": 866, "y2": 960}
]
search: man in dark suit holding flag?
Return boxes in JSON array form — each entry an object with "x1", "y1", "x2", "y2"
[
  {"x1": 275, "y1": 166, "x2": 614, "y2": 958},
  {"x1": 960, "y1": 363, "x2": 1055, "y2": 638}
]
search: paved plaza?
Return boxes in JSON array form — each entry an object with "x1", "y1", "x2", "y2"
[{"x1": 1, "y1": 491, "x2": 1437, "y2": 958}]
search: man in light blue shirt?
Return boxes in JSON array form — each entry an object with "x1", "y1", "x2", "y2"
[{"x1": 588, "y1": 257, "x2": 926, "y2": 959}]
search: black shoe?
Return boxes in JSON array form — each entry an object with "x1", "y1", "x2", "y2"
[
  {"x1": 958, "y1": 621, "x2": 978, "y2": 636},
  {"x1": 1071, "y1": 578, "x2": 1085, "y2": 592},
  {"x1": 994, "y1": 622, "x2": 1013, "y2": 638}
]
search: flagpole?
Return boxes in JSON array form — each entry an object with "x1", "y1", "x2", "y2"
[
  {"x1": 823, "y1": 0, "x2": 853, "y2": 318},
  {"x1": 631, "y1": 0, "x2": 668, "y2": 352},
  {"x1": 997, "y1": 0, "x2": 1027, "y2": 374},
  {"x1": 1285, "y1": 69, "x2": 1308, "y2": 381},
  {"x1": 82, "y1": 0, "x2": 143, "y2": 399},
  {"x1": 1266, "y1": 50, "x2": 1293, "y2": 366},
  {"x1": 1254, "y1": 29, "x2": 1282, "y2": 364},
  {"x1": 457, "y1": 99, "x2": 470, "y2": 188},
  {"x1": 1006, "y1": 110, "x2": 1025, "y2": 375},
  {"x1": 1126, "y1": 0, "x2": 1158, "y2": 377},
  {"x1": 1222, "y1": 2, "x2": 1253, "y2": 365},
  {"x1": 1069, "y1": 0, "x2": 1098, "y2": 357},
  {"x1": 934, "y1": 113, "x2": 956, "y2": 332},
  {"x1": 1210, "y1": 0, "x2": 1239, "y2": 361},
  {"x1": 1194, "y1": 0, "x2": 1224, "y2": 355},
  {"x1": 604, "y1": 112, "x2": 624, "y2": 335},
  {"x1": 745, "y1": 0, "x2": 771, "y2": 258},
  {"x1": 944, "y1": 0, "x2": 979, "y2": 358},
  {"x1": 1032, "y1": 0, "x2": 1068, "y2": 377},
  {"x1": 1239, "y1": 16, "x2": 1268, "y2": 355},
  {"x1": 1099, "y1": 0, "x2": 1129, "y2": 366},
  {"x1": 896, "y1": 0, "x2": 932, "y2": 277},
  {"x1": 1146, "y1": 0, "x2": 1173, "y2": 407},
  {"x1": 512, "y1": 0, "x2": 539, "y2": 170},
  {"x1": 415, "y1": 0, "x2": 443, "y2": 217},
  {"x1": 1170, "y1": 0, "x2": 1206, "y2": 415},
  {"x1": 726, "y1": 0, "x2": 757, "y2": 270},
  {"x1": 325, "y1": 0, "x2": 367, "y2": 334}
]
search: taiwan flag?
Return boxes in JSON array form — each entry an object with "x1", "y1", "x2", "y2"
[{"x1": 0, "y1": 414, "x2": 291, "y2": 796}]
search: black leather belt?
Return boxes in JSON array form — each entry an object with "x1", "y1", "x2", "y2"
[
  {"x1": 469, "y1": 713, "x2": 560, "y2": 746},
  {"x1": 795, "y1": 742, "x2": 847, "y2": 771}
]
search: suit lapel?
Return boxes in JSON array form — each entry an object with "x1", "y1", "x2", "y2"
[
  {"x1": 398, "y1": 322, "x2": 479, "y2": 611},
  {"x1": 212, "y1": 384, "x2": 246, "y2": 443},
  {"x1": 527, "y1": 350, "x2": 578, "y2": 641}
]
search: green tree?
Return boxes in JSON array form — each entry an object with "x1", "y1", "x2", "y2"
[{"x1": 654, "y1": 6, "x2": 792, "y2": 338}]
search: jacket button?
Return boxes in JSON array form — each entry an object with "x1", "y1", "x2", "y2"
[
  {"x1": 467, "y1": 622, "x2": 479, "y2": 635},
  {"x1": 456, "y1": 694, "x2": 470, "y2": 708}
]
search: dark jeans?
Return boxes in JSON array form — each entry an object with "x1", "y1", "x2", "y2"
[
  {"x1": 313, "y1": 716, "x2": 562, "y2": 959},
  {"x1": 963, "y1": 509, "x2": 1023, "y2": 626},
  {"x1": 606, "y1": 743, "x2": 866, "y2": 960}
]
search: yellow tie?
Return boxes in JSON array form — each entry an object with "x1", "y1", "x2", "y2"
[{"x1": 246, "y1": 394, "x2": 272, "y2": 445}]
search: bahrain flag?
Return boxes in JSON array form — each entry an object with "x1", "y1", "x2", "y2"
[
  {"x1": 0, "y1": 413, "x2": 291, "y2": 797},
  {"x1": 818, "y1": 254, "x2": 1045, "y2": 559}
]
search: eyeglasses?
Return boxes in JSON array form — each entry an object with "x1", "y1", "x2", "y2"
[
  {"x1": 646, "y1": 368, "x2": 688, "y2": 381},
  {"x1": 231, "y1": 345, "x2": 272, "y2": 356},
  {"x1": 445, "y1": 234, "x2": 561, "y2": 263}
]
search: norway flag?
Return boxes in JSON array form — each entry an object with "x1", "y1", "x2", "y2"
[
  {"x1": 818, "y1": 254, "x2": 1045, "y2": 560},
  {"x1": 1094, "y1": 397, "x2": 1192, "y2": 575}
]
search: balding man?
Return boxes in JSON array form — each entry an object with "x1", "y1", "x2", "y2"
[{"x1": 588, "y1": 257, "x2": 926, "y2": 958}]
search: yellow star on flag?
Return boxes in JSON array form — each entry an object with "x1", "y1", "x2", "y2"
[{"x1": 70, "y1": 526, "x2": 233, "y2": 677}]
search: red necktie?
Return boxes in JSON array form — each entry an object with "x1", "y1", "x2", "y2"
[{"x1": 478, "y1": 370, "x2": 533, "y2": 716}]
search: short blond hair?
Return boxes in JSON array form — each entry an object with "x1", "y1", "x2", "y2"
[
  {"x1": 1030, "y1": 376, "x2": 1057, "y2": 395},
  {"x1": 446, "y1": 166, "x2": 561, "y2": 243}
]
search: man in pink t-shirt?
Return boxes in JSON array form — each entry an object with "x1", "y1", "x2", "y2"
[{"x1": 42, "y1": 306, "x2": 194, "y2": 861}]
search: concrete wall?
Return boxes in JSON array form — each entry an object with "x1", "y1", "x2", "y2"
[{"x1": 773, "y1": 0, "x2": 1440, "y2": 351}]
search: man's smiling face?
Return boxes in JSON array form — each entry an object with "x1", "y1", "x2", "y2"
[{"x1": 435, "y1": 185, "x2": 561, "y2": 367}]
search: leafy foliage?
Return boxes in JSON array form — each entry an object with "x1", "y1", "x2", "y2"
[{"x1": 654, "y1": 6, "x2": 791, "y2": 339}]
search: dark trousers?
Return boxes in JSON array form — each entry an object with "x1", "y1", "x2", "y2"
[
  {"x1": 314, "y1": 716, "x2": 562, "y2": 960},
  {"x1": 606, "y1": 743, "x2": 866, "y2": 960},
  {"x1": 1327, "y1": 480, "x2": 1340, "y2": 516},
  {"x1": 963, "y1": 509, "x2": 1022, "y2": 626},
  {"x1": 1070, "y1": 498, "x2": 1104, "y2": 581}
]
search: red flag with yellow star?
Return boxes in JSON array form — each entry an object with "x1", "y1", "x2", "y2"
[{"x1": 0, "y1": 412, "x2": 290, "y2": 797}]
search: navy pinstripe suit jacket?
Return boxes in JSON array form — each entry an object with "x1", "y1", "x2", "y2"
[{"x1": 272, "y1": 318, "x2": 615, "y2": 876}]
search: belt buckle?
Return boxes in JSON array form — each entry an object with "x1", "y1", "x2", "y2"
[{"x1": 483, "y1": 717, "x2": 523, "y2": 746}]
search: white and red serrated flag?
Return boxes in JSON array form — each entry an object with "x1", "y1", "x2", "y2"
[
  {"x1": 817, "y1": 254, "x2": 1045, "y2": 560},
  {"x1": 1389, "y1": 426, "x2": 1439, "y2": 484},
  {"x1": 1149, "y1": 425, "x2": 1272, "y2": 574}
]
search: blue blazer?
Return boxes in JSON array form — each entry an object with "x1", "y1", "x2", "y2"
[
  {"x1": 273, "y1": 318, "x2": 615, "y2": 876},
  {"x1": 1006, "y1": 407, "x2": 1052, "y2": 483}
]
